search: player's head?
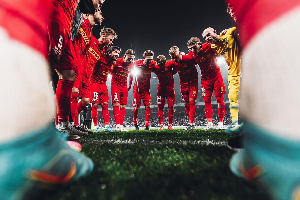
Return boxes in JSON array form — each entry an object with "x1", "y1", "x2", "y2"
[
  {"x1": 143, "y1": 50, "x2": 154, "y2": 66},
  {"x1": 107, "y1": 46, "x2": 121, "y2": 61},
  {"x1": 202, "y1": 27, "x2": 218, "y2": 43},
  {"x1": 93, "y1": 7, "x2": 104, "y2": 25},
  {"x1": 169, "y1": 46, "x2": 180, "y2": 62},
  {"x1": 187, "y1": 37, "x2": 202, "y2": 53},
  {"x1": 79, "y1": 0, "x2": 104, "y2": 14},
  {"x1": 99, "y1": 27, "x2": 118, "y2": 47},
  {"x1": 124, "y1": 49, "x2": 135, "y2": 63},
  {"x1": 157, "y1": 55, "x2": 166, "y2": 66}
]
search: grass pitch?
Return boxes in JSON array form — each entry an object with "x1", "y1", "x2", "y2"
[{"x1": 45, "y1": 129, "x2": 270, "y2": 200}]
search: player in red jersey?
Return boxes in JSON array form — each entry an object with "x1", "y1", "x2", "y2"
[
  {"x1": 0, "y1": 0, "x2": 94, "y2": 198},
  {"x1": 87, "y1": 28, "x2": 117, "y2": 132},
  {"x1": 129, "y1": 50, "x2": 156, "y2": 130},
  {"x1": 91, "y1": 46, "x2": 120, "y2": 132},
  {"x1": 169, "y1": 46, "x2": 199, "y2": 130},
  {"x1": 153, "y1": 55, "x2": 176, "y2": 131},
  {"x1": 111, "y1": 49, "x2": 135, "y2": 131},
  {"x1": 71, "y1": 9, "x2": 103, "y2": 131},
  {"x1": 48, "y1": 0, "x2": 103, "y2": 134},
  {"x1": 173, "y1": 38, "x2": 226, "y2": 129}
]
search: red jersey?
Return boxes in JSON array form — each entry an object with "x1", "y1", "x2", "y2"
[
  {"x1": 112, "y1": 58, "x2": 134, "y2": 87},
  {"x1": 73, "y1": 16, "x2": 92, "y2": 55},
  {"x1": 51, "y1": 0, "x2": 78, "y2": 34},
  {"x1": 153, "y1": 60, "x2": 175, "y2": 89},
  {"x1": 173, "y1": 59, "x2": 198, "y2": 85},
  {"x1": 0, "y1": 0, "x2": 53, "y2": 57},
  {"x1": 182, "y1": 43, "x2": 220, "y2": 79},
  {"x1": 85, "y1": 36, "x2": 105, "y2": 80},
  {"x1": 91, "y1": 55, "x2": 114, "y2": 84},
  {"x1": 130, "y1": 60, "x2": 156, "y2": 93}
]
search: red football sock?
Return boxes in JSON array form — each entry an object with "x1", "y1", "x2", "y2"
[
  {"x1": 102, "y1": 104, "x2": 109, "y2": 126},
  {"x1": 158, "y1": 105, "x2": 164, "y2": 125},
  {"x1": 189, "y1": 100, "x2": 196, "y2": 124},
  {"x1": 145, "y1": 107, "x2": 151, "y2": 127},
  {"x1": 74, "y1": 102, "x2": 85, "y2": 126},
  {"x1": 204, "y1": 96, "x2": 213, "y2": 123},
  {"x1": 133, "y1": 107, "x2": 138, "y2": 124},
  {"x1": 92, "y1": 106, "x2": 98, "y2": 126},
  {"x1": 184, "y1": 103, "x2": 190, "y2": 118},
  {"x1": 216, "y1": 96, "x2": 225, "y2": 123},
  {"x1": 70, "y1": 92, "x2": 78, "y2": 125},
  {"x1": 120, "y1": 107, "x2": 126, "y2": 125},
  {"x1": 113, "y1": 106, "x2": 120, "y2": 125},
  {"x1": 168, "y1": 105, "x2": 174, "y2": 125},
  {"x1": 56, "y1": 79, "x2": 73, "y2": 122}
]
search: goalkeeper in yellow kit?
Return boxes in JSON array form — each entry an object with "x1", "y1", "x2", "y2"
[{"x1": 202, "y1": 27, "x2": 242, "y2": 133}]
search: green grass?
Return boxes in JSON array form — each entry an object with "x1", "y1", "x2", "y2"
[{"x1": 45, "y1": 129, "x2": 270, "y2": 200}]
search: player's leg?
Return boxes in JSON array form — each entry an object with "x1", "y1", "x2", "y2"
[
  {"x1": 187, "y1": 83, "x2": 198, "y2": 129},
  {"x1": 214, "y1": 72, "x2": 226, "y2": 129},
  {"x1": 226, "y1": 75, "x2": 242, "y2": 133},
  {"x1": 202, "y1": 84, "x2": 214, "y2": 129},
  {"x1": 119, "y1": 86, "x2": 129, "y2": 131},
  {"x1": 143, "y1": 93, "x2": 151, "y2": 130},
  {"x1": 0, "y1": 2, "x2": 93, "y2": 197},
  {"x1": 167, "y1": 89, "x2": 175, "y2": 130},
  {"x1": 91, "y1": 84, "x2": 100, "y2": 132},
  {"x1": 132, "y1": 87, "x2": 141, "y2": 130},
  {"x1": 228, "y1": 1, "x2": 300, "y2": 199},
  {"x1": 111, "y1": 85, "x2": 121, "y2": 131},
  {"x1": 100, "y1": 85, "x2": 114, "y2": 132},
  {"x1": 70, "y1": 69, "x2": 81, "y2": 126},
  {"x1": 181, "y1": 85, "x2": 190, "y2": 118},
  {"x1": 157, "y1": 88, "x2": 165, "y2": 130}
]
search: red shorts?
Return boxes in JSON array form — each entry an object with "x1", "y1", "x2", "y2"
[
  {"x1": 157, "y1": 86, "x2": 175, "y2": 106},
  {"x1": 180, "y1": 81, "x2": 198, "y2": 103},
  {"x1": 111, "y1": 84, "x2": 128, "y2": 105},
  {"x1": 132, "y1": 87, "x2": 151, "y2": 107},
  {"x1": 90, "y1": 83, "x2": 109, "y2": 104},
  {"x1": 201, "y1": 71, "x2": 226, "y2": 97},
  {"x1": 48, "y1": 18, "x2": 69, "y2": 64},
  {"x1": 79, "y1": 78, "x2": 91, "y2": 99}
]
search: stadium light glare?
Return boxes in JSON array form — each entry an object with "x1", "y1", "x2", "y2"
[
  {"x1": 217, "y1": 56, "x2": 226, "y2": 66},
  {"x1": 131, "y1": 66, "x2": 140, "y2": 77}
]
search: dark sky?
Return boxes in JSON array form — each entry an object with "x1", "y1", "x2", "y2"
[{"x1": 93, "y1": 0, "x2": 233, "y2": 59}]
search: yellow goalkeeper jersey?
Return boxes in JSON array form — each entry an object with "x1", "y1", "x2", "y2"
[{"x1": 213, "y1": 27, "x2": 241, "y2": 76}]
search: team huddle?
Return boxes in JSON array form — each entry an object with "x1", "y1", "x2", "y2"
[{"x1": 50, "y1": 0, "x2": 242, "y2": 137}]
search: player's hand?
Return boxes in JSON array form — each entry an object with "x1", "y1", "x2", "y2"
[{"x1": 221, "y1": 29, "x2": 228, "y2": 35}]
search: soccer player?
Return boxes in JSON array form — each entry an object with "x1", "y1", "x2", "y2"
[
  {"x1": 88, "y1": 28, "x2": 117, "y2": 132},
  {"x1": 202, "y1": 27, "x2": 242, "y2": 132},
  {"x1": 153, "y1": 55, "x2": 176, "y2": 130},
  {"x1": 111, "y1": 49, "x2": 135, "y2": 131},
  {"x1": 173, "y1": 38, "x2": 226, "y2": 129},
  {"x1": 169, "y1": 46, "x2": 198, "y2": 130},
  {"x1": 226, "y1": 0, "x2": 300, "y2": 199},
  {"x1": 71, "y1": 8, "x2": 104, "y2": 130},
  {"x1": 48, "y1": 0, "x2": 103, "y2": 134},
  {"x1": 0, "y1": 0, "x2": 93, "y2": 198},
  {"x1": 90, "y1": 46, "x2": 121, "y2": 132},
  {"x1": 129, "y1": 50, "x2": 156, "y2": 130}
]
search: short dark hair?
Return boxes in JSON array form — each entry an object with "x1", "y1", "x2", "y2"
[
  {"x1": 187, "y1": 37, "x2": 201, "y2": 47},
  {"x1": 157, "y1": 55, "x2": 166, "y2": 65},
  {"x1": 143, "y1": 50, "x2": 154, "y2": 58},
  {"x1": 125, "y1": 49, "x2": 135, "y2": 55},
  {"x1": 100, "y1": 27, "x2": 118, "y2": 39},
  {"x1": 107, "y1": 46, "x2": 121, "y2": 53}
]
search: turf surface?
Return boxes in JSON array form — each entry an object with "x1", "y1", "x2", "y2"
[{"x1": 45, "y1": 129, "x2": 270, "y2": 200}]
